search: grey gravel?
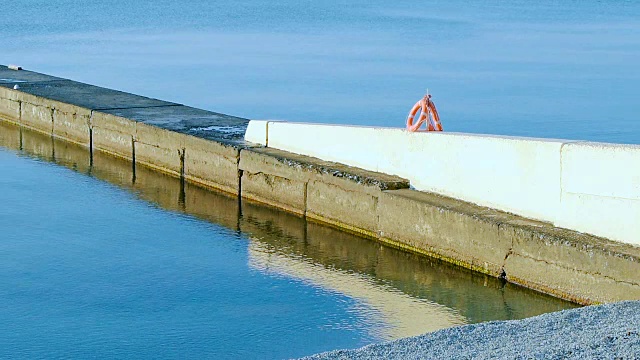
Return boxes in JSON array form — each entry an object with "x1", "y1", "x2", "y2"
[{"x1": 300, "y1": 301, "x2": 640, "y2": 360}]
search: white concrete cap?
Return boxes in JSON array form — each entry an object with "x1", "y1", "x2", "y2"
[{"x1": 244, "y1": 119, "x2": 286, "y2": 146}]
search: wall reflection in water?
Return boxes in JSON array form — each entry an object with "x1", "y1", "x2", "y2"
[{"x1": 0, "y1": 121, "x2": 578, "y2": 341}]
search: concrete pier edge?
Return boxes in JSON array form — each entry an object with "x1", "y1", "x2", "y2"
[{"x1": 1, "y1": 66, "x2": 638, "y2": 305}]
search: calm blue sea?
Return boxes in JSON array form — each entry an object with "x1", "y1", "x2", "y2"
[
  {"x1": 1, "y1": 0, "x2": 639, "y2": 143},
  {"x1": 0, "y1": 1, "x2": 628, "y2": 358}
]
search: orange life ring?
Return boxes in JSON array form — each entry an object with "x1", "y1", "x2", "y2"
[{"x1": 406, "y1": 94, "x2": 443, "y2": 132}]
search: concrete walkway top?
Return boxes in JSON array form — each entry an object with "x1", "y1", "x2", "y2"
[
  {"x1": 245, "y1": 147, "x2": 410, "y2": 191},
  {"x1": 0, "y1": 66, "x2": 249, "y2": 145}
]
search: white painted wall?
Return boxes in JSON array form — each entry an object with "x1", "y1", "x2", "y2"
[
  {"x1": 558, "y1": 142, "x2": 640, "y2": 245},
  {"x1": 244, "y1": 119, "x2": 285, "y2": 146},
  {"x1": 244, "y1": 120, "x2": 269, "y2": 145},
  {"x1": 245, "y1": 120, "x2": 640, "y2": 245}
]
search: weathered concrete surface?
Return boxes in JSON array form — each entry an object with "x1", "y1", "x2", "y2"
[
  {"x1": 0, "y1": 81, "x2": 95, "y2": 145},
  {"x1": 103, "y1": 105, "x2": 248, "y2": 144},
  {"x1": 135, "y1": 121, "x2": 184, "y2": 177},
  {"x1": 183, "y1": 135, "x2": 241, "y2": 195},
  {"x1": 19, "y1": 95, "x2": 55, "y2": 134},
  {"x1": 52, "y1": 102, "x2": 92, "y2": 146},
  {"x1": 0, "y1": 78, "x2": 169, "y2": 143},
  {"x1": 379, "y1": 189, "x2": 640, "y2": 305},
  {"x1": 0, "y1": 78, "x2": 176, "y2": 110},
  {"x1": 240, "y1": 147, "x2": 316, "y2": 215},
  {"x1": 91, "y1": 112, "x2": 137, "y2": 160},
  {"x1": 102, "y1": 105, "x2": 250, "y2": 193},
  {"x1": 503, "y1": 222, "x2": 640, "y2": 305},
  {"x1": 306, "y1": 180, "x2": 379, "y2": 237},
  {"x1": 0, "y1": 66, "x2": 250, "y2": 193},
  {"x1": 241, "y1": 169, "x2": 307, "y2": 216},
  {"x1": 378, "y1": 189, "x2": 514, "y2": 278},
  {"x1": 306, "y1": 160, "x2": 407, "y2": 237},
  {"x1": 0, "y1": 95, "x2": 21, "y2": 124},
  {"x1": 239, "y1": 147, "x2": 410, "y2": 232}
]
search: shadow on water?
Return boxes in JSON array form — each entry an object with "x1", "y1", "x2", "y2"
[{"x1": 0, "y1": 121, "x2": 579, "y2": 340}]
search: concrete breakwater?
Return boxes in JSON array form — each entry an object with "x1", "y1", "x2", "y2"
[
  {"x1": 0, "y1": 66, "x2": 638, "y2": 305},
  {"x1": 0, "y1": 121, "x2": 578, "y2": 341},
  {"x1": 246, "y1": 121, "x2": 640, "y2": 247}
]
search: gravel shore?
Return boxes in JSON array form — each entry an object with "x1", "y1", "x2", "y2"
[{"x1": 300, "y1": 301, "x2": 640, "y2": 359}]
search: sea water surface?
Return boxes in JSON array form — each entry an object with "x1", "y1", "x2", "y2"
[
  {"x1": 0, "y1": 1, "x2": 631, "y2": 358},
  {"x1": 1, "y1": 0, "x2": 639, "y2": 143},
  {"x1": 0, "y1": 124, "x2": 577, "y2": 359}
]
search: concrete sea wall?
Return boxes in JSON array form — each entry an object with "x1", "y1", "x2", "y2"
[
  {"x1": 1, "y1": 66, "x2": 639, "y2": 305},
  {"x1": 246, "y1": 121, "x2": 640, "y2": 246},
  {"x1": 0, "y1": 121, "x2": 578, "y2": 339}
]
